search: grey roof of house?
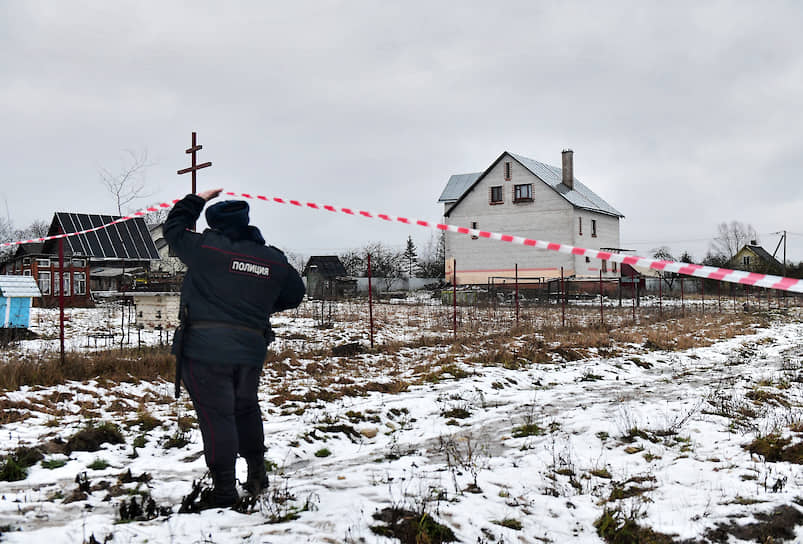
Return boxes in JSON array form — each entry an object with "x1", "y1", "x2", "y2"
[
  {"x1": 0, "y1": 275, "x2": 41, "y2": 298},
  {"x1": 438, "y1": 173, "x2": 482, "y2": 203},
  {"x1": 42, "y1": 213, "x2": 160, "y2": 261},
  {"x1": 439, "y1": 152, "x2": 624, "y2": 218},
  {"x1": 746, "y1": 244, "x2": 783, "y2": 268},
  {"x1": 17, "y1": 243, "x2": 44, "y2": 255},
  {"x1": 304, "y1": 256, "x2": 348, "y2": 278}
]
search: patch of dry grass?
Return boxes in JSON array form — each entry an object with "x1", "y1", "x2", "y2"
[{"x1": 0, "y1": 347, "x2": 175, "y2": 392}]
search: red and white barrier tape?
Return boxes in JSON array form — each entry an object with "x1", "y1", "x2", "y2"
[
  {"x1": 3, "y1": 192, "x2": 802, "y2": 294},
  {"x1": 222, "y1": 191, "x2": 803, "y2": 294}
]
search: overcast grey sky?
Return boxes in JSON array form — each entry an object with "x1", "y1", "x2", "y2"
[{"x1": 2, "y1": 1, "x2": 802, "y2": 264}]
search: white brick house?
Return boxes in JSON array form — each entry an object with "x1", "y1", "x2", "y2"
[{"x1": 438, "y1": 150, "x2": 624, "y2": 284}]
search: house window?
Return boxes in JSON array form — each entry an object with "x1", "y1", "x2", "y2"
[
  {"x1": 585, "y1": 256, "x2": 591, "y2": 263},
  {"x1": 601, "y1": 259, "x2": 607, "y2": 272},
  {"x1": 743, "y1": 256, "x2": 750, "y2": 266},
  {"x1": 23, "y1": 270, "x2": 32, "y2": 276},
  {"x1": 470, "y1": 221, "x2": 479, "y2": 240},
  {"x1": 36, "y1": 258, "x2": 50, "y2": 268},
  {"x1": 504, "y1": 161, "x2": 511, "y2": 181},
  {"x1": 578, "y1": 217, "x2": 583, "y2": 235},
  {"x1": 71, "y1": 258, "x2": 86, "y2": 268},
  {"x1": 591, "y1": 219, "x2": 597, "y2": 237},
  {"x1": 54, "y1": 273, "x2": 71, "y2": 296},
  {"x1": 513, "y1": 183, "x2": 533, "y2": 202},
  {"x1": 23, "y1": 257, "x2": 30, "y2": 266},
  {"x1": 490, "y1": 186, "x2": 503, "y2": 204},
  {"x1": 38, "y1": 271, "x2": 51, "y2": 295},
  {"x1": 156, "y1": 310, "x2": 162, "y2": 319},
  {"x1": 73, "y1": 272, "x2": 86, "y2": 295},
  {"x1": 612, "y1": 261, "x2": 617, "y2": 273}
]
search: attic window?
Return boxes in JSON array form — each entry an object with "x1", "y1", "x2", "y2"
[
  {"x1": 504, "y1": 162, "x2": 511, "y2": 181},
  {"x1": 578, "y1": 218, "x2": 583, "y2": 236},
  {"x1": 513, "y1": 184, "x2": 533, "y2": 202},
  {"x1": 743, "y1": 256, "x2": 750, "y2": 266},
  {"x1": 591, "y1": 219, "x2": 597, "y2": 237},
  {"x1": 490, "y1": 186, "x2": 503, "y2": 204}
]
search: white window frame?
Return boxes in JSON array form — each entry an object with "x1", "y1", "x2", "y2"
[
  {"x1": 36, "y1": 258, "x2": 50, "y2": 268},
  {"x1": 71, "y1": 258, "x2": 86, "y2": 268},
  {"x1": 54, "y1": 272, "x2": 71, "y2": 296},
  {"x1": 38, "y1": 271, "x2": 51, "y2": 295},
  {"x1": 73, "y1": 272, "x2": 86, "y2": 295},
  {"x1": 513, "y1": 183, "x2": 533, "y2": 203}
]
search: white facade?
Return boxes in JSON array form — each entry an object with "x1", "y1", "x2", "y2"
[{"x1": 442, "y1": 152, "x2": 622, "y2": 284}]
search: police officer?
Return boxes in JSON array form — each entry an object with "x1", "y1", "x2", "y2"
[{"x1": 165, "y1": 188, "x2": 305, "y2": 508}]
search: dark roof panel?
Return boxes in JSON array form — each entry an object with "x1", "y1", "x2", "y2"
[{"x1": 44, "y1": 213, "x2": 159, "y2": 260}]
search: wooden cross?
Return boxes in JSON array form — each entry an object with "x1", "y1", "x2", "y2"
[
  {"x1": 177, "y1": 131, "x2": 212, "y2": 230},
  {"x1": 177, "y1": 131, "x2": 212, "y2": 195}
]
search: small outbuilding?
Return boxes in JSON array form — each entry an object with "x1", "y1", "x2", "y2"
[
  {"x1": 0, "y1": 275, "x2": 42, "y2": 328},
  {"x1": 303, "y1": 256, "x2": 357, "y2": 299}
]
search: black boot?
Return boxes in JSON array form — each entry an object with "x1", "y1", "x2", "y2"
[
  {"x1": 243, "y1": 457, "x2": 268, "y2": 495},
  {"x1": 205, "y1": 467, "x2": 239, "y2": 509}
]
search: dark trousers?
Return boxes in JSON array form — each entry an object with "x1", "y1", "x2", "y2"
[{"x1": 181, "y1": 358, "x2": 266, "y2": 473}]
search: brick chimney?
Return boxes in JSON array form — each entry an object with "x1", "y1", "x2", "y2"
[{"x1": 562, "y1": 149, "x2": 574, "y2": 189}]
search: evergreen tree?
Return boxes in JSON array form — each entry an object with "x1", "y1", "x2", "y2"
[{"x1": 403, "y1": 235, "x2": 418, "y2": 277}]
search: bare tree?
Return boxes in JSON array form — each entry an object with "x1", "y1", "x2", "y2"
[
  {"x1": 362, "y1": 241, "x2": 404, "y2": 291},
  {"x1": 0, "y1": 217, "x2": 15, "y2": 260},
  {"x1": 15, "y1": 219, "x2": 49, "y2": 240},
  {"x1": 418, "y1": 231, "x2": 445, "y2": 278},
  {"x1": 282, "y1": 249, "x2": 307, "y2": 274},
  {"x1": 339, "y1": 249, "x2": 365, "y2": 277},
  {"x1": 651, "y1": 246, "x2": 677, "y2": 289},
  {"x1": 99, "y1": 148, "x2": 154, "y2": 215},
  {"x1": 143, "y1": 204, "x2": 170, "y2": 227},
  {"x1": 710, "y1": 221, "x2": 758, "y2": 260}
]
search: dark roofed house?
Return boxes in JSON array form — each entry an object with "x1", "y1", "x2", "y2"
[
  {"x1": 2, "y1": 212, "x2": 160, "y2": 307},
  {"x1": 728, "y1": 241, "x2": 783, "y2": 275},
  {"x1": 303, "y1": 256, "x2": 356, "y2": 299}
]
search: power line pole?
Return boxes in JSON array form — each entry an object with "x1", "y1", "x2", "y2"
[{"x1": 772, "y1": 230, "x2": 787, "y2": 276}]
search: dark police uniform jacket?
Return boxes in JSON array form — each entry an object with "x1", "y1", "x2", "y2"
[{"x1": 164, "y1": 194, "x2": 306, "y2": 366}]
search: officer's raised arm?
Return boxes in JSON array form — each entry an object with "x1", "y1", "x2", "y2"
[{"x1": 164, "y1": 189, "x2": 222, "y2": 266}]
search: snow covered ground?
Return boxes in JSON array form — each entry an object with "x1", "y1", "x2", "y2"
[{"x1": 0, "y1": 300, "x2": 802, "y2": 543}]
